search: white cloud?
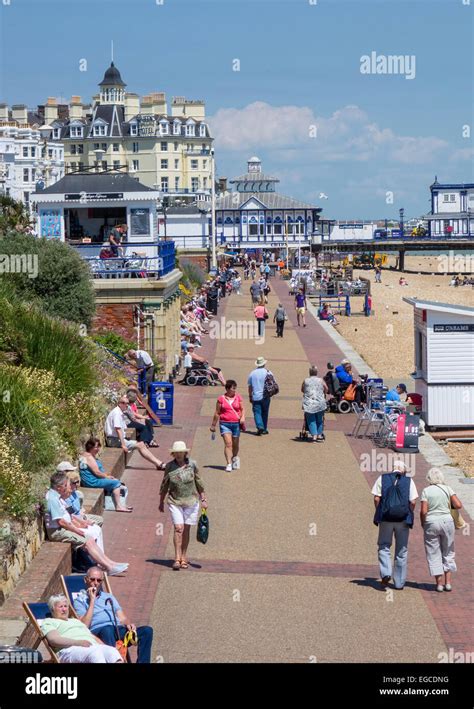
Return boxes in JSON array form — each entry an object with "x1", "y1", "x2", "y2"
[{"x1": 209, "y1": 101, "x2": 449, "y2": 165}]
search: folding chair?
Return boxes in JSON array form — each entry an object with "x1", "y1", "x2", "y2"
[
  {"x1": 61, "y1": 573, "x2": 112, "y2": 619},
  {"x1": 350, "y1": 403, "x2": 369, "y2": 437},
  {"x1": 22, "y1": 602, "x2": 62, "y2": 663}
]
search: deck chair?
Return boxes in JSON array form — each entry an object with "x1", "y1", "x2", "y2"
[
  {"x1": 22, "y1": 602, "x2": 62, "y2": 663},
  {"x1": 61, "y1": 573, "x2": 112, "y2": 619}
]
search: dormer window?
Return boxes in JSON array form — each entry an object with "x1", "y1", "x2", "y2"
[
  {"x1": 130, "y1": 122, "x2": 138, "y2": 136},
  {"x1": 70, "y1": 125, "x2": 83, "y2": 138},
  {"x1": 93, "y1": 123, "x2": 107, "y2": 137},
  {"x1": 53, "y1": 127, "x2": 60, "y2": 140},
  {"x1": 159, "y1": 120, "x2": 169, "y2": 135},
  {"x1": 186, "y1": 124, "x2": 195, "y2": 137},
  {"x1": 199, "y1": 124, "x2": 206, "y2": 137},
  {"x1": 173, "y1": 120, "x2": 181, "y2": 135}
]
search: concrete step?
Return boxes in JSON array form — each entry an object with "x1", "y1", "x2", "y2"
[{"x1": 0, "y1": 543, "x2": 71, "y2": 648}]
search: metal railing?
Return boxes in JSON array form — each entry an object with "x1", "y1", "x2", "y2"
[{"x1": 85, "y1": 255, "x2": 165, "y2": 279}]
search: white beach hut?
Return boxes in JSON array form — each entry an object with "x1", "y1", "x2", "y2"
[{"x1": 404, "y1": 298, "x2": 474, "y2": 428}]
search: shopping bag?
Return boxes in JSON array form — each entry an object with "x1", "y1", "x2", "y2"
[{"x1": 197, "y1": 509, "x2": 209, "y2": 544}]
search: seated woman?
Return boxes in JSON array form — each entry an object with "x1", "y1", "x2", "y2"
[
  {"x1": 79, "y1": 438, "x2": 132, "y2": 513},
  {"x1": 64, "y1": 468, "x2": 103, "y2": 528},
  {"x1": 319, "y1": 302, "x2": 338, "y2": 325},
  {"x1": 42, "y1": 595, "x2": 123, "y2": 663},
  {"x1": 125, "y1": 390, "x2": 159, "y2": 447}
]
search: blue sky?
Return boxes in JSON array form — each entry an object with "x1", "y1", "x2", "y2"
[{"x1": 1, "y1": 0, "x2": 473, "y2": 219}]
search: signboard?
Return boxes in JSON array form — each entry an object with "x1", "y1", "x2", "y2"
[
  {"x1": 433, "y1": 324, "x2": 474, "y2": 333},
  {"x1": 65, "y1": 193, "x2": 123, "y2": 201},
  {"x1": 339, "y1": 224, "x2": 364, "y2": 229},
  {"x1": 138, "y1": 115, "x2": 157, "y2": 137},
  {"x1": 130, "y1": 208, "x2": 150, "y2": 236},
  {"x1": 395, "y1": 413, "x2": 420, "y2": 453},
  {"x1": 40, "y1": 209, "x2": 61, "y2": 239}
]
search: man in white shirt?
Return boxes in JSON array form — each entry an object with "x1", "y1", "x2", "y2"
[
  {"x1": 372, "y1": 460, "x2": 418, "y2": 590},
  {"x1": 126, "y1": 349, "x2": 155, "y2": 393},
  {"x1": 104, "y1": 397, "x2": 165, "y2": 469}
]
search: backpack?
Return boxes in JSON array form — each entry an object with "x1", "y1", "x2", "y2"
[
  {"x1": 263, "y1": 371, "x2": 279, "y2": 398},
  {"x1": 377, "y1": 474, "x2": 411, "y2": 524}
]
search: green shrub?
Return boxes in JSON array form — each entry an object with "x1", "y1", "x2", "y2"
[
  {"x1": 0, "y1": 232, "x2": 95, "y2": 326},
  {"x1": 92, "y1": 331, "x2": 137, "y2": 357},
  {"x1": 179, "y1": 259, "x2": 205, "y2": 289}
]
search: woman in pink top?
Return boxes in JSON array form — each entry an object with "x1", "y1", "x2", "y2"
[
  {"x1": 210, "y1": 380, "x2": 246, "y2": 472},
  {"x1": 254, "y1": 303, "x2": 268, "y2": 338}
]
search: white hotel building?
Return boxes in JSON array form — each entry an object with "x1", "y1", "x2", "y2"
[{"x1": 0, "y1": 104, "x2": 64, "y2": 207}]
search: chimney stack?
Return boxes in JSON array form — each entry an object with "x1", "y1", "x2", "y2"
[
  {"x1": 0, "y1": 103, "x2": 9, "y2": 121},
  {"x1": 124, "y1": 92, "x2": 140, "y2": 122},
  {"x1": 44, "y1": 97, "x2": 58, "y2": 123},
  {"x1": 11, "y1": 104, "x2": 28, "y2": 124},
  {"x1": 69, "y1": 95, "x2": 82, "y2": 121}
]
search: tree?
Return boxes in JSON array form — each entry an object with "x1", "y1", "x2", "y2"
[
  {"x1": 0, "y1": 195, "x2": 32, "y2": 235},
  {"x1": 0, "y1": 232, "x2": 95, "y2": 326}
]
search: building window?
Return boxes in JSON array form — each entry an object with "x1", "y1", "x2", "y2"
[
  {"x1": 161, "y1": 141, "x2": 168, "y2": 151},
  {"x1": 101, "y1": 143, "x2": 107, "y2": 151},
  {"x1": 94, "y1": 143, "x2": 100, "y2": 150},
  {"x1": 23, "y1": 168, "x2": 29, "y2": 182},
  {"x1": 78, "y1": 162, "x2": 84, "y2": 171},
  {"x1": 93, "y1": 124, "x2": 107, "y2": 136},
  {"x1": 53, "y1": 128, "x2": 60, "y2": 139},
  {"x1": 23, "y1": 146, "x2": 28, "y2": 157},
  {"x1": 132, "y1": 159, "x2": 139, "y2": 171},
  {"x1": 186, "y1": 124, "x2": 195, "y2": 136},
  {"x1": 70, "y1": 162, "x2": 77, "y2": 171},
  {"x1": 113, "y1": 160, "x2": 120, "y2": 169},
  {"x1": 160, "y1": 122, "x2": 169, "y2": 135},
  {"x1": 132, "y1": 142, "x2": 139, "y2": 153},
  {"x1": 70, "y1": 126, "x2": 83, "y2": 138},
  {"x1": 191, "y1": 159, "x2": 198, "y2": 170},
  {"x1": 199, "y1": 124, "x2": 206, "y2": 137},
  {"x1": 173, "y1": 122, "x2": 180, "y2": 135},
  {"x1": 24, "y1": 191, "x2": 30, "y2": 205},
  {"x1": 130, "y1": 123, "x2": 138, "y2": 136},
  {"x1": 203, "y1": 177, "x2": 207, "y2": 188},
  {"x1": 31, "y1": 147, "x2": 36, "y2": 158},
  {"x1": 450, "y1": 194, "x2": 456, "y2": 203},
  {"x1": 113, "y1": 143, "x2": 120, "y2": 152},
  {"x1": 77, "y1": 144, "x2": 83, "y2": 154},
  {"x1": 274, "y1": 223, "x2": 282, "y2": 235},
  {"x1": 48, "y1": 149, "x2": 53, "y2": 159},
  {"x1": 191, "y1": 177, "x2": 199, "y2": 191},
  {"x1": 71, "y1": 144, "x2": 77, "y2": 155},
  {"x1": 174, "y1": 142, "x2": 178, "y2": 151},
  {"x1": 249, "y1": 223, "x2": 258, "y2": 236},
  {"x1": 161, "y1": 177, "x2": 168, "y2": 192},
  {"x1": 175, "y1": 177, "x2": 180, "y2": 190},
  {"x1": 174, "y1": 159, "x2": 179, "y2": 169},
  {"x1": 161, "y1": 159, "x2": 168, "y2": 169}
]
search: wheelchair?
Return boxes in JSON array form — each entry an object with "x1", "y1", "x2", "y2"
[{"x1": 183, "y1": 363, "x2": 219, "y2": 386}]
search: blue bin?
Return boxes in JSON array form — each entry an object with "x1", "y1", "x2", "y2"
[{"x1": 149, "y1": 382, "x2": 174, "y2": 425}]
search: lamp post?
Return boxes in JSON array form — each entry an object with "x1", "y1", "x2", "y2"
[
  {"x1": 38, "y1": 124, "x2": 53, "y2": 185},
  {"x1": 399, "y1": 207, "x2": 404, "y2": 239},
  {"x1": 210, "y1": 147, "x2": 216, "y2": 269}
]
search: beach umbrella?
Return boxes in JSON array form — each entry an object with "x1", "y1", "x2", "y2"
[{"x1": 345, "y1": 295, "x2": 351, "y2": 317}]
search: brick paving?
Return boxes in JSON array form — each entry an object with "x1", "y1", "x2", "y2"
[{"x1": 103, "y1": 273, "x2": 473, "y2": 661}]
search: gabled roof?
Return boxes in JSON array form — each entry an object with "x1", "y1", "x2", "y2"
[
  {"x1": 403, "y1": 298, "x2": 474, "y2": 316},
  {"x1": 38, "y1": 172, "x2": 154, "y2": 194},
  {"x1": 216, "y1": 191, "x2": 320, "y2": 211}
]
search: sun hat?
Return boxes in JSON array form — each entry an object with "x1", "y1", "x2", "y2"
[
  {"x1": 255, "y1": 356, "x2": 267, "y2": 367},
  {"x1": 341, "y1": 359, "x2": 350, "y2": 365},
  {"x1": 169, "y1": 441, "x2": 190, "y2": 454},
  {"x1": 56, "y1": 461, "x2": 77, "y2": 472}
]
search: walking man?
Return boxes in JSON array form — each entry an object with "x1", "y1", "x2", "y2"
[
  {"x1": 250, "y1": 279, "x2": 262, "y2": 309},
  {"x1": 294, "y1": 288, "x2": 307, "y2": 327},
  {"x1": 375, "y1": 266, "x2": 382, "y2": 283},
  {"x1": 248, "y1": 356, "x2": 273, "y2": 435},
  {"x1": 273, "y1": 302, "x2": 287, "y2": 338},
  {"x1": 372, "y1": 461, "x2": 418, "y2": 590}
]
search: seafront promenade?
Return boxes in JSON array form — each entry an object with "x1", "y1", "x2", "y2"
[{"x1": 101, "y1": 276, "x2": 473, "y2": 663}]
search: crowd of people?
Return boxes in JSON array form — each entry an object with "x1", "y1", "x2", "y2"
[{"x1": 38, "y1": 254, "x2": 465, "y2": 664}]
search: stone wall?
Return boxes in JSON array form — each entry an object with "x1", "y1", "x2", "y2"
[{"x1": 0, "y1": 516, "x2": 44, "y2": 606}]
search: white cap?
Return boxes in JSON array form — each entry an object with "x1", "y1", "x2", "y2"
[{"x1": 56, "y1": 461, "x2": 77, "y2": 472}]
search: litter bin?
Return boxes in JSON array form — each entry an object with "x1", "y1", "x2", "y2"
[
  {"x1": 149, "y1": 382, "x2": 174, "y2": 425},
  {"x1": 0, "y1": 645, "x2": 43, "y2": 663}
]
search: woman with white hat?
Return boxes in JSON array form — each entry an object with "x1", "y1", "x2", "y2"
[{"x1": 159, "y1": 442, "x2": 207, "y2": 570}]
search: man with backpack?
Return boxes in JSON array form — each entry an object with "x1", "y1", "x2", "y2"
[
  {"x1": 247, "y1": 356, "x2": 278, "y2": 435},
  {"x1": 372, "y1": 460, "x2": 418, "y2": 590}
]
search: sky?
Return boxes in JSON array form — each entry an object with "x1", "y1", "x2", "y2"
[{"x1": 0, "y1": 0, "x2": 473, "y2": 219}]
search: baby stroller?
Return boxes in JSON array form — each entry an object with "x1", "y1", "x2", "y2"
[{"x1": 183, "y1": 362, "x2": 219, "y2": 386}]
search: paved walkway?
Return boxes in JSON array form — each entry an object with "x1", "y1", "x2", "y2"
[{"x1": 103, "y1": 276, "x2": 473, "y2": 663}]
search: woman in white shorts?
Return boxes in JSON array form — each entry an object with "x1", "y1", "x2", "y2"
[{"x1": 159, "y1": 441, "x2": 207, "y2": 570}]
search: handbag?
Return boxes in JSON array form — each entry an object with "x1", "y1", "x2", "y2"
[
  {"x1": 104, "y1": 598, "x2": 135, "y2": 662},
  {"x1": 263, "y1": 310, "x2": 269, "y2": 320},
  {"x1": 343, "y1": 383, "x2": 357, "y2": 401},
  {"x1": 197, "y1": 508, "x2": 209, "y2": 544},
  {"x1": 225, "y1": 395, "x2": 246, "y2": 431},
  {"x1": 435, "y1": 485, "x2": 466, "y2": 529},
  {"x1": 264, "y1": 371, "x2": 279, "y2": 398}
]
